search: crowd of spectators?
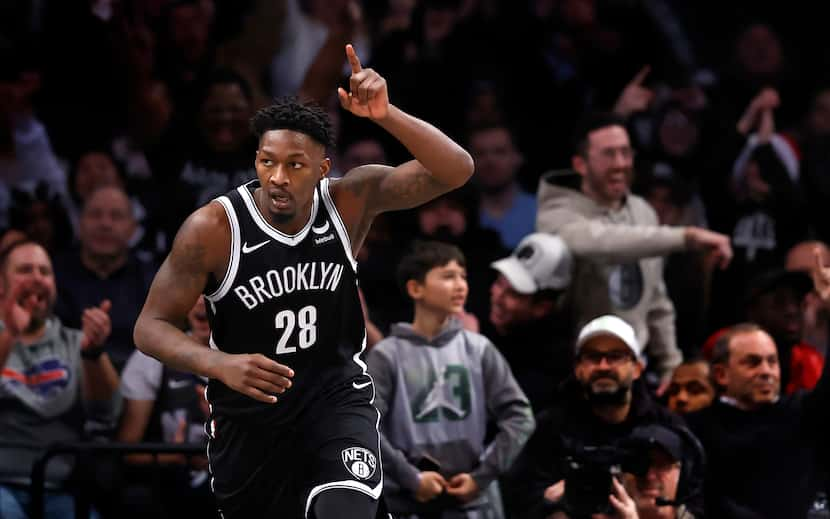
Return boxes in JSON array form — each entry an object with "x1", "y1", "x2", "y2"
[{"x1": 3, "y1": 0, "x2": 830, "y2": 518}]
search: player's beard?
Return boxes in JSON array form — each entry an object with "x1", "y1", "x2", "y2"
[{"x1": 270, "y1": 210, "x2": 295, "y2": 224}]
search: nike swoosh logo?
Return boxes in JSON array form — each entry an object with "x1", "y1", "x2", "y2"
[
  {"x1": 242, "y1": 240, "x2": 269, "y2": 254},
  {"x1": 168, "y1": 379, "x2": 192, "y2": 389},
  {"x1": 352, "y1": 380, "x2": 372, "y2": 390},
  {"x1": 312, "y1": 221, "x2": 330, "y2": 234}
]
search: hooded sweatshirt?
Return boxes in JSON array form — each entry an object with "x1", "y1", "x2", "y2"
[
  {"x1": 536, "y1": 170, "x2": 685, "y2": 378},
  {"x1": 367, "y1": 319, "x2": 535, "y2": 518}
]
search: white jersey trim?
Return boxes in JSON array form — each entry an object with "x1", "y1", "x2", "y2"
[
  {"x1": 303, "y1": 393, "x2": 384, "y2": 518},
  {"x1": 205, "y1": 196, "x2": 241, "y2": 302},
  {"x1": 303, "y1": 332, "x2": 385, "y2": 517},
  {"x1": 304, "y1": 478, "x2": 383, "y2": 518},
  {"x1": 238, "y1": 180, "x2": 319, "y2": 246},
  {"x1": 319, "y1": 177, "x2": 358, "y2": 272}
]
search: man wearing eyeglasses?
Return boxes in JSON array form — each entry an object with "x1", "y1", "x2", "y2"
[
  {"x1": 507, "y1": 315, "x2": 701, "y2": 519},
  {"x1": 535, "y1": 112, "x2": 733, "y2": 391}
]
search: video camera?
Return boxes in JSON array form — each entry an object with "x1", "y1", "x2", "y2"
[
  {"x1": 557, "y1": 423, "x2": 703, "y2": 519},
  {"x1": 560, "y1": 442, "x2": 651, "y2": 518}
]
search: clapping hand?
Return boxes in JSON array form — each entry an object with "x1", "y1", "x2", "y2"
[
  {"x1": 1, "y1": 279, "x2": 37, "y2": 337},
  {"x1": 737, "y1": 88, "x2": 780, "y2": 136},
  {"x1": 80, "y1": 299, "x2": 112, "y2": 350}
]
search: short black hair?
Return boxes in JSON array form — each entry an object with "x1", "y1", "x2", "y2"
[
  {"x1": 396, "y1": 240, "x2": 466, "y2": 296},
  {"x1": 572, "y1": 112, "x2": 627, "y2": 156},
  {"x1": 250, "y1": 97, "x2": 335, "y2": 149}
]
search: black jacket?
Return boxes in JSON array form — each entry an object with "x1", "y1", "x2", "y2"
[
  {"x1": 687, "y1": 362, "x2": 830, "y2": 519},
  {"x1": 507, "y1": 379, "x2": 699, "y2": 518}
]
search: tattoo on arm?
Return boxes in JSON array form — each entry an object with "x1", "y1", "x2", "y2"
[
  {"x1": 171, "y1": 242, "x2": 209, "y2": 291},
  {"x1": 372, "y1": 162, "x2": 448, "y2": 213}
]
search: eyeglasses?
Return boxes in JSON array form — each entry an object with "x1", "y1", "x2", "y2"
[
  {"x1": 578, "y1": 350, "x2": 635, "y2": 365},
  {"x1": 592, "y1": 146, "x2": 635, "y2": 162}
]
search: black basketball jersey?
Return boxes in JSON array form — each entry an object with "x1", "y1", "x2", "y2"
[{"x1": 203, "y1": 178, "x2": 369, "y2": 425}]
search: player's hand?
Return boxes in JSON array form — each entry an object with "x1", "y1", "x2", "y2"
[
  {"x1": 684, "y1": 227, "x2": 733, "y2": 269},
  {"x1": 217, "y1": 353, "x2": 294, "y2": 404},
  {"x1": 446, "y1": 472, "x2": 479, "y2": 503},
  {"x1": 337, "y1": 44, "x2": 389, "y2": 120},
  {"x1": 613, "y1": 66, "x2": 654, "y2": 118},
  {"x1": 415, "y1": 471, "x2": 447, "y2": 502},
  {"x1": 1, "y1": 278, "x2": 37, "y2": 337},
  {"x1": 80, "y1": 299, "x2": 112, "y2": 350}
]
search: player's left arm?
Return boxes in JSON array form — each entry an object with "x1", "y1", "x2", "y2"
[{"x1": 331, "y1": 44, "x2": 474, "y2": 246}]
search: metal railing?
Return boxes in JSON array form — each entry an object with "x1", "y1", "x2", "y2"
[{"x1": 0, "y1": 440, "x2": 205, "y2": 519}]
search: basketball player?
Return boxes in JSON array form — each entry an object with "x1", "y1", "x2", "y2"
[{"x1": 133, "y1": 44, "x2": 474, "y2": 519}]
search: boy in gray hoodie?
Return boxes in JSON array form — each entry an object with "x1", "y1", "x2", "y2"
[{"x1": 367, "y1": 241, "x2": 535, "y2": 519}]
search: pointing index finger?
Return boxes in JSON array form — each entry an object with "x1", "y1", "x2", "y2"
[
  {"x1": 630, "y1": 65, "x2": 651, "y2": 86},
  {"x1": 345, "y1": 44, "x2": 362, "y2": 74}
]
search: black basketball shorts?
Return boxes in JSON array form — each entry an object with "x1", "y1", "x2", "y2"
[{"x1": 206, "y1": 385, "x2": 383, "y2": 519}]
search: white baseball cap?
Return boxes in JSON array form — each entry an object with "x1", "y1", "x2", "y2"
[
  {"x1": 576, "y1": 315, "x2": 641, "y2": 356},
  {"x1": 491, "y1": 233, "x2": 572, "y2": 294}
]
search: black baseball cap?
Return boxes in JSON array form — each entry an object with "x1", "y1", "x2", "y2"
[{"x1": 629, "y1": 424, "x2": 684, "y2": 462}]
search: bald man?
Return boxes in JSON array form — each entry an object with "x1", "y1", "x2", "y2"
[
  {"x1": 54, "y1": 187, "x2": 157, "y2": 371},
  {"x1": 787, "y1": 241, "x2": 830, "y2": 356}
]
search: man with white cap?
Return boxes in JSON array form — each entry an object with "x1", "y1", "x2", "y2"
[
  {"x1": 484, "y1": 232, "x2": 574, "y2": 412},
  {"x1": 507, "y1": 315, "x2": 699, "y2": 519}
]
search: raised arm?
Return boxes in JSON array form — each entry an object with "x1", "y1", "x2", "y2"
[
  {"x1": 133, "y1": 203, "x2": 294, "y2": 404},
  {"x1": 331, "y1": 44, "x2": 474, "y2": 240},
  {"x1": 805, "y1": 247, "x2": 830, "y2": 425}
]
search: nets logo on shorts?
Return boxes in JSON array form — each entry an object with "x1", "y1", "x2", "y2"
[{"x1": 341, "y1": 447, "x2": 377, "y2": 480}]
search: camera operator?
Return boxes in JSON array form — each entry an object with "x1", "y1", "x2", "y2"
[
  {"x1": 507, "y1": 315, "x2": 700, "y2": 518},
  {"x1": 622, "y1": 425, "x2": 700, "y2": 519}
]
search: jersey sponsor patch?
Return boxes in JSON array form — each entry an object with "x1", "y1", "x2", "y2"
[
  {"x1": 313, "y1": 233, "x2": 336, "y2": 246},
  {"x1": 342, "y1": 447, "x2": 377, "y2": 480}
]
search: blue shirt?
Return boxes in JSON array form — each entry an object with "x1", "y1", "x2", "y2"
[{"x1": 479, "y1": 189, "x2": 537, "y2": 249}]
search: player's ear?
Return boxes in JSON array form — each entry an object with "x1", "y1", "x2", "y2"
[{"x1": 320, "y1": 157, "x2": 331, "y2": 179}]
